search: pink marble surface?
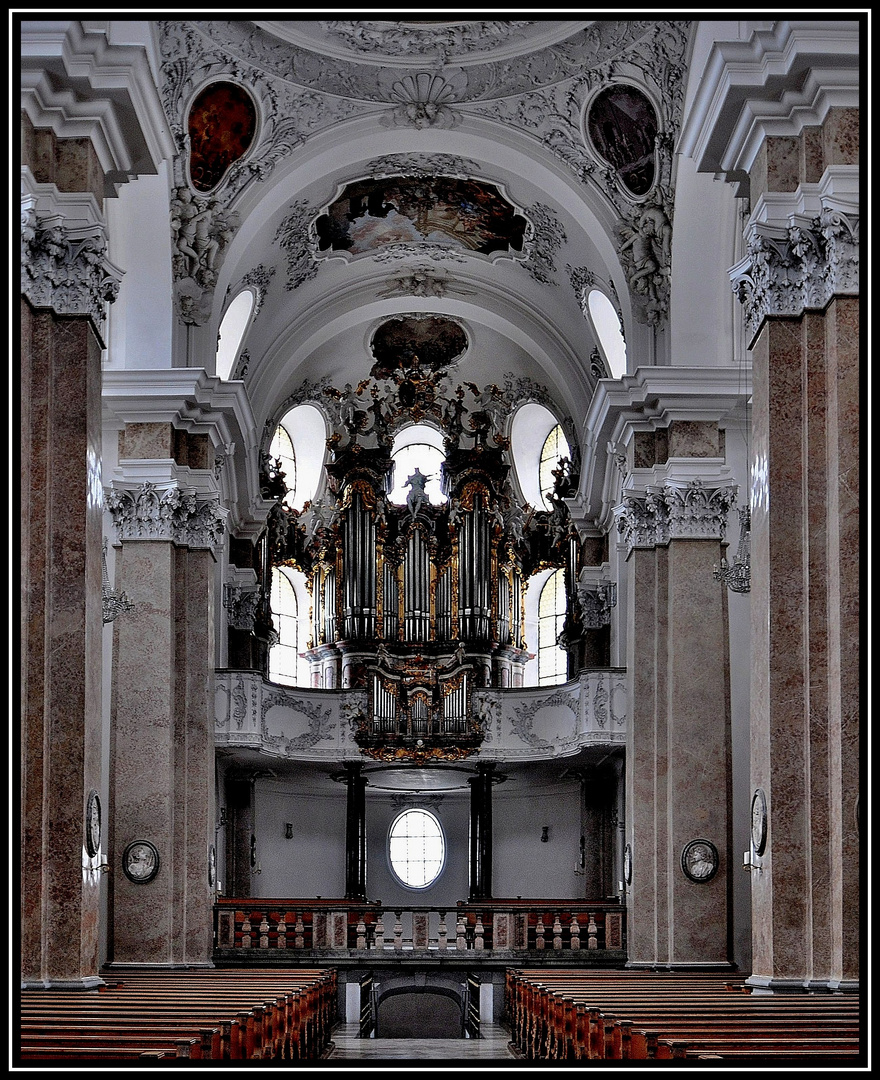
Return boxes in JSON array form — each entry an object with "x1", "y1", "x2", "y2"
[
  {"x1": 110, "y1": 542, "x2": 217, "y2": 966},
  {"x1": 119, "y1": 422, "x2": 176, "y2": 461},
  {"x1": 667, "y1": 420, "x2": 720, "y2": 459},
  {"x1": 749, "y1": 305, "x2": 860, "y2": 986},
  {"x1": 21, "y1": 312, "x2": 104, "y2": 985},
  {"x1": 823, "y1": 107, "x2": 859, "y2": 165}
]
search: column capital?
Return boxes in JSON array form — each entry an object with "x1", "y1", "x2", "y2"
[
  {"x1": 21, "y1": 168, "x2": 123, "y2": 341},
  {"x1": 730, "y1": 202, "x2": 859, "y2": 347},
  {"x1": 615, "y1": 474, "x2": 737, "y2": 554},
  {"x1": 105, "y1": 481, "x2": 227, "y2": 551}
]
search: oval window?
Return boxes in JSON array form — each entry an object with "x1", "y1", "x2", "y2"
[{"x1": 388, "y1": 808, "x2": 445, "y2": 889}]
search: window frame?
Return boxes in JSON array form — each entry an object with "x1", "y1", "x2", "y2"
[{"x1": 387, "y1": 807, "x2": 447, "y2": 891}]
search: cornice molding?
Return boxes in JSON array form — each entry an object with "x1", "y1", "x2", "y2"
[
  {"x1": 572, "y1": 367, "x2": 752, "y2": 535},
  {"x1": 101, "y1": 368, "x2": 277, "y2": 539},
  {"x1": 678, "y1": 19, "x2": 860, "y2": 193},
  {"x1": 21, "y1": 20, "x2": 176, "y2": 191}
]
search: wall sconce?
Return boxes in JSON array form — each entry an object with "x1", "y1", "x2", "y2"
[
  {"x1": 541, "y1": 826, "x2": 549, "y2": 843},
  {"x1": 742, "y1": 850, "x2": 763, "y2": 875},
  {"x1": 285, "y1": 823, "x2": 294, "y2": 840}
]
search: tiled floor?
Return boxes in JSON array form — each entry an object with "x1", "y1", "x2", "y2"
[{"x1": 326, "y1": 1022, "x2": 521, "y2": 1061}]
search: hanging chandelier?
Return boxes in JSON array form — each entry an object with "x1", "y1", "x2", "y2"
[{"x1": 713, "y1": 506, "x2": 751, "y2": 593}]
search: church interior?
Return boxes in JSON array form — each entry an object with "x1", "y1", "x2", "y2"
[{"x1": 19, "y1": 15, "x2": 862, "y2": 1065}]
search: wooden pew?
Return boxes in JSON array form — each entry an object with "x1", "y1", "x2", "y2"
[
  {"x1": 505, "y1": 968, "x2": 860, "y2": 1063},
  {"x1": 19, "y1": 967, "x2": 337, "y2": 1062}
]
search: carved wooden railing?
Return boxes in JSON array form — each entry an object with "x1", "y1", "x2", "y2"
[{"x1": 213, "y1": 898, "x2": 625, "y2": 957}]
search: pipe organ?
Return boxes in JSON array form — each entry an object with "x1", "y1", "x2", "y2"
[{"x1": 265, "y1": 358, "x2": 583, "y2": 762}]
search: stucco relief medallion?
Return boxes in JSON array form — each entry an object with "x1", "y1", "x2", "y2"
[
  {"x1": 750, "y1": 788, "x2": 767, "y2": 857},
  {"x1": 681, "y1": 838, "x2": 719, "y2": 884},
  {"x1": 85, "y1": 790, "x2": 102, "y2": 858},
  {"x1": 122, "y1": 840, "x2": 161, "y2": 884}
]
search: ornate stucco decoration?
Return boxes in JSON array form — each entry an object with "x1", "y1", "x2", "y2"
[
  {"x1": 521, "y1": 203, "x2": 567, "y2": 285},
  {"x1": 223, "y1": 584, "x2": 262, "y2": 631},
  {"x1": 378, "y1": 266, "x2": 475, "y2": 300},
  {"x1": 170, "y1": 185, "x2": 240, "y2": 324},
  {"x1": 381, "y1": 72, "x2": 464, "y2": 129},
  {"x1": 105, "y1": 482, "x2": 227, "y2": 550},
  {"x1": 614, "y1": 199, "x2": 674, "y2": 324},
  {"x1": 615, "y1": 479, "x2": 736, "y2": 554},
  {"x1": 319, "y1": 20, "x2": 535, "y2": 62},
  {"x1": 155, "y1": 21, "x2": 689, "y2": 325},
  {"x1": 261, "y1": 692, "x2": 335, "y2": 753},
  {"x1": 729, "y1": 208, "x2": 859, "y2": 348},
  {"x1": 274, "y1": 200, "x2": 321, "y2": 291},
  {"x1": 576, "y1": 581, "x2": 618, "y2": 629},
  {"x1": 366, "y1": 154, "x2": 482, "y2": 180},
  {"x1": 20, "y1": 204, "x2": 123, "y2": 339},
  {"x1": 226, "y1": 264, "x2": 276, "y2": 317}
]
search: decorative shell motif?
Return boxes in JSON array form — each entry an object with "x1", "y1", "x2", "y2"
[{"x1": 385, "y1": 73, "x2": 461, "y2": 129}]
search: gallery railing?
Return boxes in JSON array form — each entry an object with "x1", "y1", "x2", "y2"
[{"x1": 213, "y1": 898, "x2": 625, "y2": 957}]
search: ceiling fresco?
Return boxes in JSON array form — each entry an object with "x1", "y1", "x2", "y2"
[
  {"x1": 369, "y1": 315, "x2": 468, "y2": 381},
  {"x1": 316, "y1": 177, "x2": 527, "y2": 258}
]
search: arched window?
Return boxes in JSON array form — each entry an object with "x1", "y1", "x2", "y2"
[
  {"x1": 587, "y1": 289, "x2": 627, "y2": 378},
  {"x1": 537, "y1": 568, "x2": 567, "y2": 685},
  {"x1": 539, "y1": 424, "x2": 570, "y2": 506},
  {"x1": 215, "y1": 290, "x2": 255, "y2": 380},
  {"x1": 271, "y1": 404, "x2": 326, "y2": 511},
  {"x1": 388, "y1": 808, "x2": 446, "y2": 889},
  {"x1": 269, "y1": 422, "x2": 297, "y2": 508},
  {"x1": 510, "y1": 403, "x2": 570, "y2": 511},
  {"x1": 388, "y1": 424, "x2": 446, "y2": 506},
  {"x1": 268, "y1": 567, "x2": 308, "y2": 686}
]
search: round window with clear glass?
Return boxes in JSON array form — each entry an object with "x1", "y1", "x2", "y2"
[{"x1": 388, "y1": 808, "x2": 445, "y2": 889}]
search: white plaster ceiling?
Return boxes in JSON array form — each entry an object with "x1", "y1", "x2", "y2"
[{"x1": 156, "y1": 19, "x2": 693, "y2": 449}]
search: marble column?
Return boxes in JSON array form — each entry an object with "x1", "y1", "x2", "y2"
[
  {"x1": 106, "y1": 425, "x2": 224, "y2": 967},
  {"x1": 618, "y1": 429, "x2": 736, "y2": 967},
  {"x1": 20, "y1": 124, "x2": 121, "y2": 988},
  {"x1": 734, "y1": 113, "x2": 859, "y2": 992}
]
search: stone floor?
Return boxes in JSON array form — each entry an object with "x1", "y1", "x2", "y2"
[{"x1": 325, "y1": 1022, "x2": 521, "y2": 1061}]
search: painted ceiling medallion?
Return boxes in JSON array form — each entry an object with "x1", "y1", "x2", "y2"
[
  {"x1": 187, "y1": 81, "x2": 257, "y2": 194},
  {"x1": 370, "y1": 315, "x2": 468, "y2": 381},
  {"x1": 316, "y1": 176, "x2": 527, "y2": 259},
  {"x1": 586, "y1": 85, "x2": 658, "y2": 198}
]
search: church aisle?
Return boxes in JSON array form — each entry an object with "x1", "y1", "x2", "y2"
[{"x1": 327, "y1": 1023, "x2": 520, "y2": 1060}]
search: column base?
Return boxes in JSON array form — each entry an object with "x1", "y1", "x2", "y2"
[{"x1": 22, "y1": 976, "x2": 107, "y2": 991}]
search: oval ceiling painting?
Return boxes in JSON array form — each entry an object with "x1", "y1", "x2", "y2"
[
  {"x1": 370, "y1": 314, "x2": 468, "y2": 380},
  {"x1": 586, "y1": 85, "x2": 658, "y2": 198},
  {"x1": 316, "y1": 176, "x2": 527, "y2": 258},
  {"x1": 187, "y1": 81, "x2": 257, "y2": 194}
]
